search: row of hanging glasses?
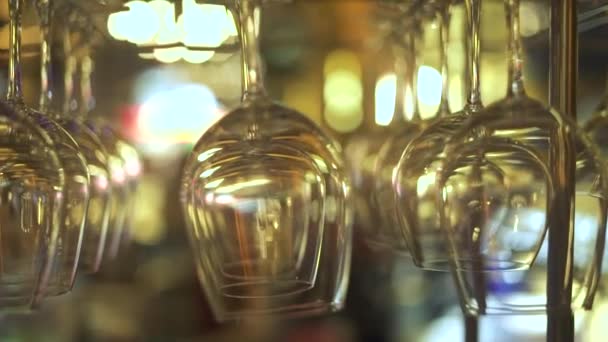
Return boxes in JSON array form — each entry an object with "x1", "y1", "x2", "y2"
[
  {"x1": 177, "y1": 0, "x2": 608, "y2": 327},
  {"x1": 367, "y1": 0, "x2": 608, "y2": 318},
  {"x1": 0, "y1": 0, "x2": 142, "y2": 312}
]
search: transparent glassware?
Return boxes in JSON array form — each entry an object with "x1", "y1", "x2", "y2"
[
  {"x1": 367, "y1": 32, "x2": 423, "y2": 254},
  {"x1": 437, "y1": 0, "x2": 607, "y2": 314},
  {"x1": 394, "y1": 0, "x2": 481, "y2": 269},
  {"x1": 0, "y1": 0, "x2": 64, "y2": 311},
  {"x1": 367, "y1": 2, "x2": 453, "y2": 255},
  {"x1": 19, "y1": 0, "x2": 92, "y2": 296},
  {"x1": 343, "y1": 6, "x2": 415, "y2": 252},
  {"x1": 38, "y1": 1, "x2": 112, "y2": 274},
  {"x1": 180, "y1": 0, "x2": 352, "y2": 321},
  {"x1": 74, "y1": 50, "x2": 137, "y2": 260}
]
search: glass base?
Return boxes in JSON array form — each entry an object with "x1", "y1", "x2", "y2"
[
  {"x1": 215, "y1": 299, "x2": 344, "y2": 322},
  {"x1": 221, "y1": 279, "x2": 313, "y2": 298},
  {"x1": 417, "y1": 258, "x2": 531, "y2": 272}
]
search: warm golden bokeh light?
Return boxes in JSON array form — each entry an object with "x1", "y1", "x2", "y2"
[{"x1": 107, "y1": 0, "x2": 237, "y2": 64}]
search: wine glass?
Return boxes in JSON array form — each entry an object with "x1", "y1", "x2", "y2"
[
  {"x1": 24, "y1": 0, "x2": 92, "y2": 296},
  {"x1": 180, "y1": 0, "x2": 351, "y2": 321},
  {"x1": 437, "y1": 0, "x2": 607, "y2": 314},
  {"x1": 368, "y1": 1, "x2": 453, "y2": 255},
  {"x1": 395, "y1": 0, "x2": 489, "y2": 270},
  {"x1": 0, "y1": 0, "x2": 65, "y2": 311},
  {"x1": 343, "y1": 3, "x2": 423, "y2": 254},
  {"x1": 37, "y1": 0, "x2": 113, "y2": 274},
  {"x1": 368, "y1": 30, "x2": 423, "y2": 253},
  {"x1": 78, "y1": 52, "x2": 142, "y2": 259}
]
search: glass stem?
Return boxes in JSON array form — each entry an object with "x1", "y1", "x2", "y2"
[
  {"x1": 547, "y1": 0, "x2": 576, "y2": 340},
  {"x1": 465, "y1": 0, "x2": 483, "y2": 112},
  {"x1": 392, "y1": 45, "x2": 407, "y2": 125},
  {"x1": 505, "y1": 0, "x2": 526, "y2": 97},
  {"x1": 407, "y1": 32, "x2": 420, "y2": 122},
  {"x1": 63, "y1": 29, "x2": 77, "y2": 116},
  {"x1": 80, "y1": 53, "x2": 95, "y2": 117},
  {"x1": 38, "y1": 0, "x2": 54, "y2": 112},
  {"x1": 7, "y1": 0, "x2": 23, "y2": 103},
  {"x1": 236, "y1": 0, "x2": 267, "y2": 102},
  {"x1": 437, "y1": 3, "x2": 452, "y2": 117}
]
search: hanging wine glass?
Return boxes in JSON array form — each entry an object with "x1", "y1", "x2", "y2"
[
  {"x1": 368, "y1": 1, "x2": 453, "y2": 255},
  {"x1": 37, "y1": 0, "x2": 113, "y2": 274},
  {"x1": 368, "y1": 29, "x2": 423, "y2": 253},
  {"x1": 436, "y1": 0, "x2": 607, "y2": 314},
  {"x1": 180, "y1": 0, "x2": 351, "y2": 321},
  {"x1": 343, "y1": 2, "x2": 422, "y2": 253},
  {"x1": 395, "y1": 0, "x2": 490, "y2": 270},
  {"x1": 78, "y1": 52, "x2": 142, "y2": 259},
  {"x1": 0, "y1": 0, "x2": 65, "y2": 310},
  {"x1": 25, "y1": 0, "x2": 92, "y2": 296}
]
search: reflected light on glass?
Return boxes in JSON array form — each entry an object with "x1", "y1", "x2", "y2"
[
  {"x1": 131, "y1": 176, "x2": 166, "y2": 245},
  {"x1": 416, "y1": 171, "x2": 436, "y2": 197},
  {"x1": 375, "y1": 73, "x2": 397, "y2": 126},
  {"x1": 215, "y1": 179, "x2": 272, "y2": 195}
]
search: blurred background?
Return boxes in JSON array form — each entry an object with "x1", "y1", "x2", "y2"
[{"x1": 0, "y1": 0, "x2": 608, "y2": 341}]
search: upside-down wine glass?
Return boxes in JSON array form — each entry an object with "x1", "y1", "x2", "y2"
[
  {"x1": 180, "y1": 0, "x2": 352, "y2": 321},
  {"x1": 0, "y1": 0, "x2": 65, "y2": 311},
  {"x1": 436, "y1": 0, "x2": 607, "y2": 315},
  {"x1": 29, "y1": 0, "x2": 91, "y2": 296},
  {"x1": 343, "y1": 1, "x2": 421, "y2": 253},
  {"x1": 78, "y1": 49, "x2": 142, "y2": 259},
  {"x1": 368, "y1": 27, "x2": 423, "y2": 254},
  {"x1": 369, "y1": 0, "x2": 454, "y2": 255},
  {"x1": 38, "y1": 0, "x2": 113, "y2": 274},
  {"x1": 395, "y1": 0, "x2": 502, "y2": 271}
]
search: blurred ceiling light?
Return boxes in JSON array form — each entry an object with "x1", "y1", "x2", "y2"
[
  {"x1": 325, "y1": 106, "x2": 363, "y2": 134},
  {"x1": 107, "y1": 10, "x2": 130, "y2": 41},
  {"x1": 323, "y1": 49, "x2": 363, "y2": 133},
  {"x1": 375, "y1": 73, "x2": 397, "y2": 126},
  {"x1": 154, "y1": 46, "x2": 186, "y2": 64},
  {"x1": 225, "y1": 10, "x2": 239, "y2": 37},
  {"x1": 138, "y1": 52, "x2": 156, "y2": 60},
  {"x1": 324, "y1": 70, "x2": 363, "y2": 113},
  {"x1": 182, "y1": 2, "x2": 228, "y2": 48},
  {"x1": 417, "y1": 65, "x2": 443, "y2": 119},
  {"x1": 128, "y1": 1, "x2": 160, "y2": 44},
  {"x1": 155, "y1": 5, "x2": 184, "y2": 45},
  {"x1": 404, "y1": 83, "x2": 416, "y2": 121},
  {"x1": 323, "y1": 50, "x2": 362, "y2": 78},
  {"x1": 135, "y1": 83, "x2": 223, "y2": 155},
  {"x1": 108, "y1": 0, "x2": 237, "y2": 64},
  {"x1": 183, "y1": 50, "x2": 215, "y2": 64},
  {"x1": 520, "y1": 2, "x2": 543, "y2": 37}
]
